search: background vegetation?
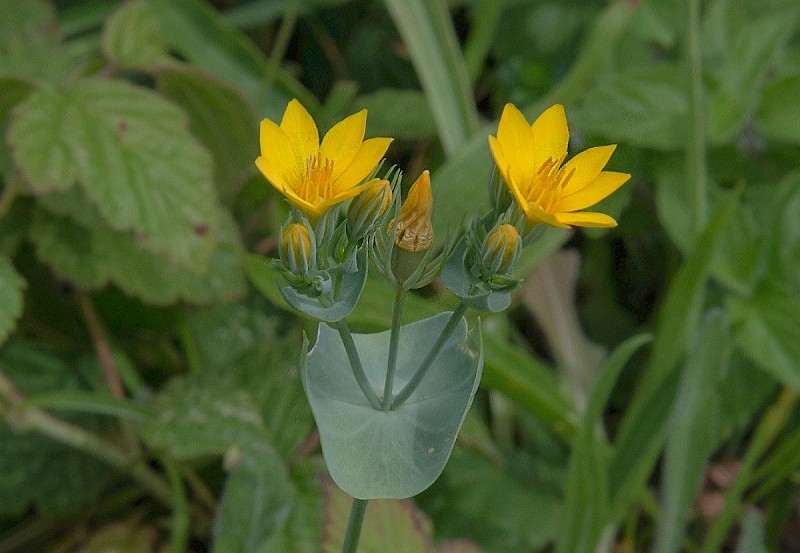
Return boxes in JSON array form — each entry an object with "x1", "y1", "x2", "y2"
[{"x1": 1, "y1": 0, "x2": 800, "y2": 551}]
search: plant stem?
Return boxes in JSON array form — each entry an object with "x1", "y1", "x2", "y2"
[
  {"x1": 77, "y1": 292, "x2": 125, "y2": 399},
  {"x1": 700, "y1": 387, "x2": 797, "y2": 553},
  {"x1": 687, "y1": 0, "x2": 707, "y2": 238},
  {"x1": 383, "y1": 287, "x2": 407, "y2": 410},
  {"x1": 335, "y1": 321, "x2": 382, "y2": 410},
  {"x1": 391, "y1": 303, "x2": 468, "y2": 409},
  {"x1": 341, "y1": 498, "x2": 368, "y2": 553},
  {"x1": 164, "y1": 460, "x2": 189, "y2": 553},
  {"x1": 0, "y1": 174, "x2": 21, "y2": 223},
  {"x1": 0, "y1": 370, "x2": 174, "y2": 507}
]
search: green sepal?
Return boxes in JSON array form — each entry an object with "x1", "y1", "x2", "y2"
[
  {"x1": 302, "y1": 312, "x2": 483, "y2": 499},
  {"x1": 440, "y1": 237, "x2": 520, "y2": 312},
  {"x1": 276, "y1": 247, "x2": 369, "y2": 322}
]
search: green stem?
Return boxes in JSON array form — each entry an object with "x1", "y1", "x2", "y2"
[
  {"x1": 341, "y1": 498, "x2": 368, "y2": 553},
  {"x1": 164, "y1": 460, "x2": 189, "y2": 553},
  {"x1": 263, "y1": 0, "x2": 299, "y2": 98},
  {"x1": 700, "y1": 387, "x2": 797, "y2": 553},
  {"x1": 335, "y1": 321, "x2": 382, "y2": 410},
  {"x1": 391, "y1": 303, "x2": 468, "y2": 409},
  {"x1": 687, "y1": 0, "x2": 707, "y2": 238},
  {"x1": 383, "y1": 287, "x2": 407, "y2": 410},
  {"x1": 0, "y1": 174, "x2": 21, "y2": 223},
  {"x1": 0, "y1": 370, "x2": 174, "y2": 507}
]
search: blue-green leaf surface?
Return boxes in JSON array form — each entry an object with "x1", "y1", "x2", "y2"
[{"x1": 304, "y1": 312, "x2": 483, "y2": 499}]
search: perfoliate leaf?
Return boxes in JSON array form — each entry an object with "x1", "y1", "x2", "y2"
[
  {"x1": 9, "y1": 78, "x2": 219, "y2": 272},
  {"x1": 0, "y1": 256, "x2": 25, "y2": 346},
  {"x1": 102, "y1": 0, "x2": 172, "y2": 69},
  {"x1": 304, "y1": 312, "x2": 483, "y2": 499}
]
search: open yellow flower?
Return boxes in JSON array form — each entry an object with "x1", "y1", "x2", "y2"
[
  {"x1": 489, "y1": 103, "x2": 630, "y2": 228},
  {"x1": 256, "y1": 99, "x2": 393, "y2": 219}
]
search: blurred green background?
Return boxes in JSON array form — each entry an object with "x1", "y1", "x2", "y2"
[{"x1": 1, "y1": 0, "x2": 800, "y2": 551}]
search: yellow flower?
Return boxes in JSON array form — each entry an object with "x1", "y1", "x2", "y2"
[
  {"x1": 280, "y1": 222, "x2": 315, "y2": 274},
  {"x1": 256, "y1": 100, "x2": 393, "y2": 219},
  {"x1": 488, "y1": 103, "x2": 630, "y2": 228},
  {"x1": 481, "y1": 223, "x2": 521, "y2": 274},
  {"x1": 394, "y1": 170, "x2": 434, "y2": 252}
]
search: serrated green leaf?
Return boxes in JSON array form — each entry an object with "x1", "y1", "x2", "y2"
[
  {"x1": 418, "y1": 448, "x2": 560, "y2": 552},
  {"x1": 143, "y1": 375, "x2": 269, "y2": 458},
  {"x1": 212, "y1": 442, "x2": 297, "y2": 553},
  {"x1": 0, "y1": 257, "x2": 25, "y2": 346},
  {"x1": 0, "y1": 0, "x2": 68, "y2": 83},
  {"x1": 0, "y1": 341, "x2": 109, "y2": 515},
  {"x1": 0, "y1": 77, "x2": 33, "y2": 176},
  {"x1": 158, "y1": 66, "x2": 258, "y2": 197},
  {"x1": 757, "y1": 74, "x2": 800, "y2": 144},
  {"x1": 728, "y1": 277, "x2": 800, "y2": 391},
  {"x1": 102, "y1": 0, "x2": 172, "y2": 68},
  {"x1": 574, "y1": 63, "x2": 689, "y2": 150},
  {"x1": 9, "y1": 78, "x2": 219, "y2": 271},
  {"x1": 30, "y1": 203, "x2": 245, "y2": 306},
  {"x1": 305, "y1": 313, "x2": 482, "y2": 499},
  {"x1": 707, "y1": 13, "x2": 794, "y2": 143},
  {"x1": 321, "y1": 476, "x2": 432, "y2": 553},
  {"x1": 653, "y1": 311, "x2": 730, "y2": 553}
]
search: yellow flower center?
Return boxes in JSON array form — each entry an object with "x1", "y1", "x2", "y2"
[
  {"x1": 297, "y1": 153, "x2": 335, "y2": 205},
  {"x1": 524, "y1": 156, "x2": 575, "y2": 212}
]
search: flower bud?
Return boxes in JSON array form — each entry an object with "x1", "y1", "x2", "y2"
[
  {"x1": 347, "y1": 179, "x2": 392, "y2": 239},
  {"x1": 481, "y1": 223, "x2": 521, "y2": 274},
  {"x1": 394, "y1": 170, "x2": 433, "y2": 253},
  {"x1": 280, "y1": 221, "x2": 315, "y2": 275}
]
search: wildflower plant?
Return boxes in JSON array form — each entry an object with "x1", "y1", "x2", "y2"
[{"x1": 249, "y1": 99, "x2": 629, "y2": 551}]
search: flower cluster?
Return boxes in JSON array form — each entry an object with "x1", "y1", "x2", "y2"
[{"x1": 256, "y1": 99, "x2": 629, "y2": 315}]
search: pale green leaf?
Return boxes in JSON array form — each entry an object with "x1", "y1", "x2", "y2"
[
  {"x1": 102, "y1": 0, "x2": 172, "y2": 68},
  {"x1": 30, "y1": 204, "x2": 245, "y2": 306},
  {"x1": 355, "y1": 89, "x2": 436, "y2": 140},
  {"x1": 0, "y1": 0, "x2": 68, "y2": 83},
  {"x1": 9, "y1": 78, "x2": 219, "y2": 271},
  {"x1": 305, "y1": 313, "x2": 483, "y2": 499}
]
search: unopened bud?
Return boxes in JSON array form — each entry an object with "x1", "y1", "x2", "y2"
[
  {"x1": 347, "y1": 179, "x2": 392, "y2": 239},
  {"x1": 394, "y1": 170, "x2": 433, "y2": 252},
  {"x1": 280, "y1": 221, "x2": 315, "y2": 275},
  {"x1": 481, "y1": 223, "x2": 521, "y2": 274}
]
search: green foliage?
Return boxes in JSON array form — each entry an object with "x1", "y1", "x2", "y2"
[
  {"x1": 304, "y1": 313, "x2": 482, "y2": 499},
  {"x1": 2, "y1": 0, "x2": 800, "y2": 551}
]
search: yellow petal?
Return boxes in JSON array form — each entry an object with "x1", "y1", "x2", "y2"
[
  {"x1": 555, "y1": 171, "x2": 630, "y2": 213},
  {"x1": 505, "y1": 163, "x2": 535, "y2": 216},
  {"x1": 315, "y1": 178, "x2": 384, "y2": 214},
  {"x1": 561, "y1": 145, "x2": 616, "y2": 195},
  {"x1": 524, "y1": 202, "x2": 567, "y2": 228},
  {"x1": 259, "y1": 118, "x2": 303, "y2": 181},
  {"x1": 531, "y1": 104, "x2": 569, "y2": 170},
  {"x1": 280, "y1": 99, "x2": 320, "y2": 163},
  {"x1": 554, "y1": 211, "x2": 618, "y2": 228},
  {"x1": 331, "y1": 137, "x2": 392, "y2": 193},
  {"x1": 320, "y1": 109, "x2": 367, "y2": 178},
  {"x1": 488, "y1": 135, "x2": 512, "y2": 186},
  {"x1": 496, "y1": 103, "x2": 536, "y2": 186},
  {"x1": 256, "y1": 156, "x2": 319, "y2": 216}
]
